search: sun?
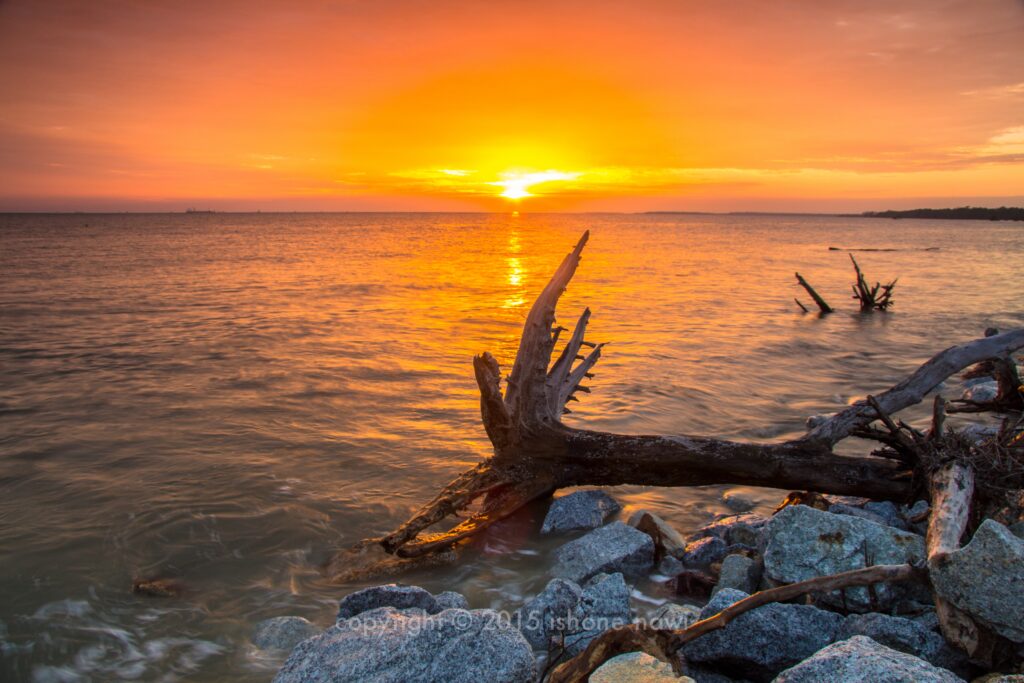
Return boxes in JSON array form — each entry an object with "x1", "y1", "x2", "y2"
[{"x1": 491, "y1": 170, "x2": 580, "y2": 200}]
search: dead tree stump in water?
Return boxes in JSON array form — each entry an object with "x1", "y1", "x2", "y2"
[
  {"x1": 850, "y1": 253, "x2": 897, "y2": 311},
  {"x1": 327, "y1": 231, "x2": 1024, "y2": 582}
]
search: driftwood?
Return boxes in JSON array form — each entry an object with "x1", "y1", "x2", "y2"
[
  {"x1": 547, "y1": 563, "x2": 924, "y2": 682},
  {"x1": 850, "y1": 254, "x2": 896, "y2": 311},
  {"x1": 950, "y1": 328, "x2": 1024, "y2": 415},
  {"x1": 328, "y1": 232, "x2": 1024, "y2": 582},
  {"x1": 794, "y1": 272, "x2": 832, "y2": 314}
]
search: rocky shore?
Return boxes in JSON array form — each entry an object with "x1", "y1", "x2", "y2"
[{"x1": 250, "y1": 471, "x2": 1024, "y2": 682}]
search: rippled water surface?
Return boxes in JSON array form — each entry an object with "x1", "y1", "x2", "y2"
[{"x1": 1, "y1": 212, "x2": 1022, "y2": 681}]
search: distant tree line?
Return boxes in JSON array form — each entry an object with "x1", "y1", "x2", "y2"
[{"x1": 863, "y1": 206, "x2": 1024, "y2": 221}]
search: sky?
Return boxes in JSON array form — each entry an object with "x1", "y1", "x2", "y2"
[{"x1": 1, "y1": 0, "x2": 1023, "y2": 212}]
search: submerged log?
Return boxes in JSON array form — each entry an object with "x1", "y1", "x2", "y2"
[
  {"x1": 327, "y1": 232, "x2": 1024, "y2": 579},
  {"x1": 794, "y1": 272, "x2": 833, "y2": 314}
]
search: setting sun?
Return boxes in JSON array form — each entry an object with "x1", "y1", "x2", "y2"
[{"x1": 492, "y1": 170, "x2": 581, "y2": 200}]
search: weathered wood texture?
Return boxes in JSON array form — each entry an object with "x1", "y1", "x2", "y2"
[{"x1": 329, "y1": 232, "x2": 1024, "y2": 575}]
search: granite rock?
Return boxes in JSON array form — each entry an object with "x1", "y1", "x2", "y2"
[
  {"x1": 252, "y1": 616, "x2": 319, "y2": 652},
  {"x1": 552, "y1": 522, "x2": 655, "y2": 583},
  {"x1": 274, "y1": 607, "x2": 535, "y2": 683},
  {"x1": 541, "y1": 490, "x2": 621, "y2": 534},
  {"x1": 772, "y1": 636, "x2": 964, "y2": 683}
]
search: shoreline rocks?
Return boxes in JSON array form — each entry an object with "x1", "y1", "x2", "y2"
[
  {"x1": 551, "y1": 521, "x2": 655, "y2": 583},
  {"x1": 773, "y1": 636, "x2": 964, "y2": 682},
  {"x1": 275, "y1": 607, "x2": 535, "y2": 683},
  {"x1": 541, "y1": 490, "x2": 621, "y2": 534}
]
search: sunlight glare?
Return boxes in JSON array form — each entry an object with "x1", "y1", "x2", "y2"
[{"x1": 492, "y1": 170, "x2": 580, "y2": 200}]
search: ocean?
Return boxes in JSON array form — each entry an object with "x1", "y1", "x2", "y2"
[{"x1": 1, "y1": 212, "x2": 1022, "y2": 681}]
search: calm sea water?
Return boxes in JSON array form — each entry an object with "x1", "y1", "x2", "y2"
[{"x1": 1, "y1": 212, "x2": 1022, "y2": 681}]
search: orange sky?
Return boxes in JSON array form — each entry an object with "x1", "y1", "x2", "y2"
[{"x1": 1, "y1": 0, "x2": 1022, "y2": 212}]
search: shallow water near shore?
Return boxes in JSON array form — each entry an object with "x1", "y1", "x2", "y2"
[{"x1": 1, "y1": 212, "x2": 1022, "y2": 681}]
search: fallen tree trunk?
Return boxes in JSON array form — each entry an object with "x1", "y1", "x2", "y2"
[{"x1": 328, "y1": 232, "x2": 1024, "y2": 577}]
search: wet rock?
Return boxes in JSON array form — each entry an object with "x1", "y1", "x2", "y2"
[
  {"x1": 649, "y1": 603, "x2": 700, "y2": 630},
  {"x1": 658, "y1": 555, "x2": 686, "y2": 577},
  {"x1": 930, "y1": 519, "x2": 1024, "y2": 642},
  {"x1": 336, "y1": 584, "x2": 440, "y2": 620},
  {"x1": 839, "y1": 613, "x2": 968, "y2": 674},
  {"x1": 274, "y1": 607, "x2": 535, "y2": 683},
  {"x1": 962, "y1": 381, "x2": 998, "y2": 404},
  {"x1": 681, "y1": 536, "x2": 728, "y2": 569},
  {"x1": 902, "y1": 499, "x2": 931, "y2": 523},
  {"x1": 763, "y1": 505, "x2": 925, "y2": 612},
  {"x1": 434, "y1": 591, "x2": 469, "y2": 610},
  {"x1": 552, "y1": 521, "x2": 655, "y2": 584},
  {"x1": 722, "y1": 489, "x2": 757, "y2": 513},
  {"x1": 131, "y1": 577, "x2": 184, "y2": 598},
  {"x1": 772, "y1": 636, "x2": 964, "y2": 683},
  {"x1": 713, "y1": 554, "x2": 757, "y2": 595},
  {"x1": 514, "y1": 578, "x2": 582, "y2": 650},
  {"x1": 693, "y1": 514, "x2": 768, "y2": 548},
  {"x1": 567, "y1": 572, "x2": 632, "y2": 655},
  {"x1": 629, "y1": 509, "x2": 687, "y2": 557},
  {"x1": 682, "y1": 588, "x2": 843, "y2": 680},
  {"x1": 541, "y1": 490, "x2": 621, "y2": 534},
  {"x1": 591, "y1": 651, "x2": 694, "y2": 683},
  {"x1": 253, "y1": 616, "x2": 319, "y2": 652}
]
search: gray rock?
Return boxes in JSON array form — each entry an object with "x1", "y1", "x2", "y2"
[
  {"x1": 689, "y1": 667, "x2": 746, "y2": 683},
  {"x1": 839, "y1": 613, "x2": 967, "y2": 673},
  {"x1": 649, "y1": 603, "x2": 700, "y2": 630},
  {"x1": 541, "y1": 490, "x2": 621, "y2": 534},
  {"x1": 694, "y1": 514, "x2": 768, "y2": 548},
  {"x1": 434, "y1": 591, "x2": 469, "y2": 611},
  {"x1": 629, "y1": 509, "x2": 687, "y2": 557},
  {"x1": 962, "y1": 381, "x2": 998, "y2": 403},
  {"x1": 252, "y1": 616, "x2": 319, "y2": 651},
  {"x1": 828, "y1": 502, "x2": 893, "y2": 527},
  {"x1": 567, "y1": 573, "x2": 632, "y2": 655},
  {"x1": 713, "y1": 554, "x2": 757, "y2": 595},
  {"x1": 514, "y1": 578, "x2": 582, "y2": 650},
  {"x1": 722, "y1": 489, "x2": 757, "y2": 513},
  {"x1": 591, "y1": 651, "x2": 694, "y2": 682},
  {"x1": 864, "y1": 501, "x2": 909, "y2": 530},
  {"x1": 902, "y1": 499, "x2": 930, "y2": 523},
  {"x1": 552, "y1": 522, "x2": 655, "y2": 583},
  {"x1": 336, "y1": 584, "x2": 439, "y2": 620},
  {"x1": 959, "y1": 422, "x2": 999, "y2": 444},
  {"x1": 274, "y1": 607, "x2": 535, "y2": 683},
  {"x1": 772, "y1": 636, "x2": 964, "y2": 683},
  {"x1": 658, "y1": 555, "x2": 686, "y2": 576},
  {"x1": 682, "y1": 588, "x2": 843, "y2": 680},
  {"x1": 1010, "y1": 522, "x2": 1024, "y2": 540},
  {"x1": 681, "y1": 536, "x2": 729, "y2": 569},
  {"x1": 763, "y1": 505, "x2": 925, "y2": 612},
  {"x1": 930, "y1": 519, "x2": 1024, "y2": 642}
]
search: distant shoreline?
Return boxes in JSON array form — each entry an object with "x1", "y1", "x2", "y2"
[{"x1": 858, "y1": 206, "x2": 1024, "y2": 221}]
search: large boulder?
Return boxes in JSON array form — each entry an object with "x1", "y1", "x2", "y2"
[
  {"x1": 541, "y1": 490, "x2": 621, "y2": 534},
  {"x1": 566, "y1": 573, "x2": 632, "y2": 655},
  {"x1": 763, "y1": 505, "x2": 925, "y2": 612},
  {"x1": 336, "y1": 584, "x2": 440, "y2": 620},
  {"x1": 514, "y1": 578, "x2": 582, "y2": 650},
  {"x1": 682, "y1": 588, "x2": 843, "y2": 681},
  {"x1": 772, "y1": 636, "x2": 964, "y2": 682},
  {"x1": 929, "y1": 519, "x2": 1024, "y2": 642},
  {"x1": 552, "y1": 522, "x2": 655, "y2": 583},
  {"x1": 591, "y1": 651, "x2": 694, "y2": 682},
  {"x1": 838, "y1": 613, "x2": 968, "y2": 674},
  {"x1": 252, "y1": 616, "x2": 319, "y2": 652},
  {"x1": 274, "y1": 607, "x2": 535, "y2": 683}
]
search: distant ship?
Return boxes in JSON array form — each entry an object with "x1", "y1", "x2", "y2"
[{"x1": 185, "y1": 208, "x2": 216, "y2": 214}]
